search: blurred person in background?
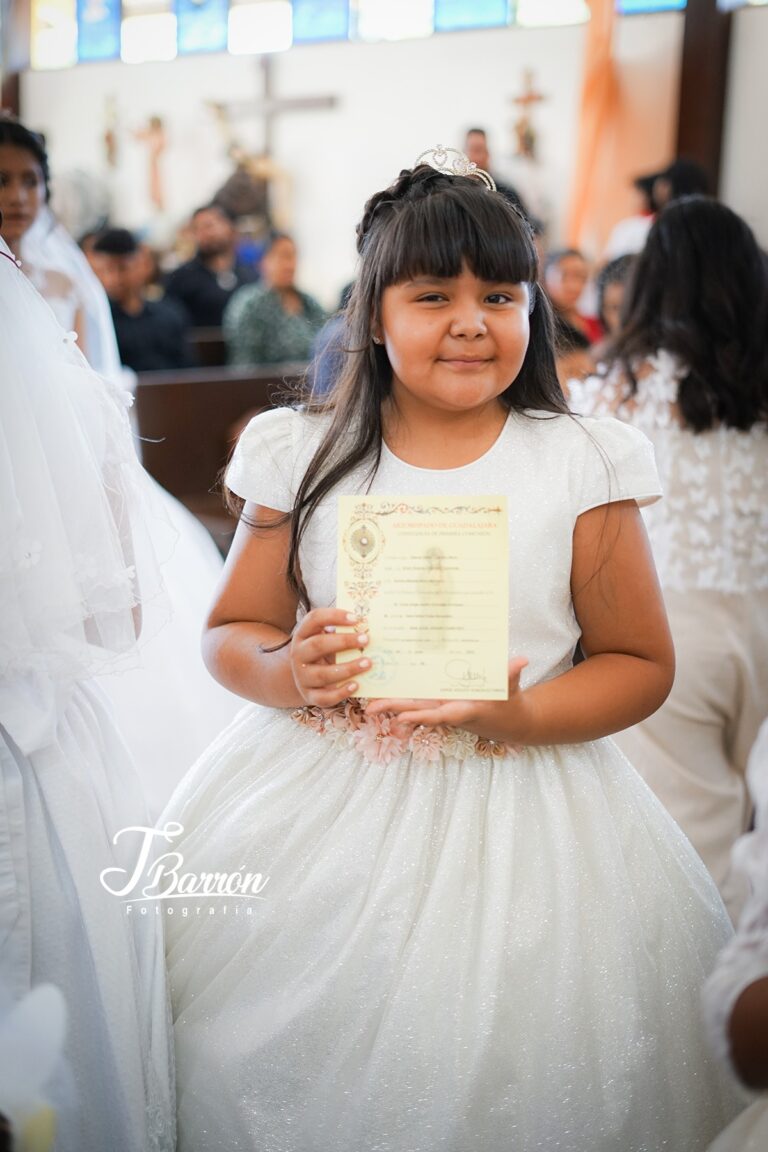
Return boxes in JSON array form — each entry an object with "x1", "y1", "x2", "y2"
[
  {"x1": 92, "y1": 227, "x2": 195, "y2": 373},
  {"x1": 165, "y1": 202, "x2": 258, "y2": 328},
  {"x1": 224, "y1": 231, "x2": 326, "y2": 366}
]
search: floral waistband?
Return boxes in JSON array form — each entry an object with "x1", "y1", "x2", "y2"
[{"x1": 290, "y1": 698, "x2": 523, "y2": 766}]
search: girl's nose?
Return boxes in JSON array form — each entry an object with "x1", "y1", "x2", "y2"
[{"x1": 449, "y1": 305, "x2": 487, "y2": 338}]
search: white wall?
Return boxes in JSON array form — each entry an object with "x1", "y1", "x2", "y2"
[
  {"x1": 22, "y1": 13, "x2": 683, "y2": 307},
  {"x1": 721, "y1": 7, "x2": 768, "y2": 247}
]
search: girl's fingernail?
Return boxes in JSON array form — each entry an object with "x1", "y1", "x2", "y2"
[
  {"x1": 359, "y1": 659, "x2": 371, "y2": 669},
  {"x1": 356, "y1": 633, "x2": 368, "y2": 645},
  {"x1": 346, "y1": 613, "x2": 359, "y2": 622},
  {"x1": 323, "y1": 625, "x2": 337, "y2": 633},
  {"x1": 347, "y1": 681, "x2": 357, "y2": 691}
]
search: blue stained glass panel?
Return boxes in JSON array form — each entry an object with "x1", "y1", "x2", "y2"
[
  {"x1": 176, "y1": 0, "x2": 229, "y2": 54},
  {"x1": 77, "y1": 0, "x2": 121, "y2": 62},
  {"x1": 292, "y1": 0, "x2": 349, "y2": 42},
  {"x1": 434, "y1": 0, "x2": 511, "y2": 31},
  {"x1": 617, "y1": 0, "x2": 685, "y2": 12}
]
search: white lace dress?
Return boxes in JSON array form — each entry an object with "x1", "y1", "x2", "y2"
[
  {"x1": 704, "y1": 721, "x2": 768, "y2": 1150},
  {"x1": 569, "y1": 354, "x2": 768, "y2": 922},
  {"x1": 163, "y1": 405, "x2": 746, "y2": 1151}
]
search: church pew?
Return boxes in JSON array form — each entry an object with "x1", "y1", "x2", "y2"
[
  {"x1": 134, "y1": 362, "x2": 307, "y2": 551},
  {"x1": 188, "y1": 327, "x2": 227, "y2": 368}
]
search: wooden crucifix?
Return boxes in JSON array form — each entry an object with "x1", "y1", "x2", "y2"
[{"x1": 209, "y1": 54, "x2": 338, "y2": 227}]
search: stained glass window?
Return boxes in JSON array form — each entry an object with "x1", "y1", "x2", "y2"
[
  {"x1": 31, "y1": 0, "x2": 78, "y2": 69},
  {"x1": 292, "y1": 0, "x2": 349, "y2": 42},
  {"x1": 516, "y1": 0, "x2": 590, "y2": 26},
  {"x1": 434, "y1": 0, "x2": 511, "y2": 31},
  {"x1": 618, "y1": 0, "x2": 685, "y2": 12},
  {"x1": 76, "y1": 0, "x2": 121, "y2": 61},
  {"x1": 228, "y1": 0, "x2": 293, "y2": 54},
  {"x1": 353, "y1": 0, "x2": 433, "y2": 42},
  {"x1": 177, "y1": 0, "x2": 229, "y2": 53},
  {"x1": 121, "y1": 0, "x2": 177, "y2": 62}
]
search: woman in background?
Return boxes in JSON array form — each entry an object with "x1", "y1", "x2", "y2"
[
  {"x1": 569, "y1": 196, "x2": 768, "y2": 923},
  {"x1": 224, "y1": 231, "x2": 326, "y2": 365}
]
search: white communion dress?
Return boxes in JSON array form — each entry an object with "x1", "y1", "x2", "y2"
[
  {"x1": 163, "y1": 405, "x2": 747, "y2": 1152},
  {"x1": 19, "y1": 211, "x2": 241, "y2": 818},
  {"x1": 0, "y1": 244, "x2": 175, "y2": 1151}
]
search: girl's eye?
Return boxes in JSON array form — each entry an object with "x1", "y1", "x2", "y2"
[
  {"x1": 486, "y1": 292, "x2": 517, "y2": 305},
  {"x1": 416, "y1": 293, "x2": 446, "y2": 303}
]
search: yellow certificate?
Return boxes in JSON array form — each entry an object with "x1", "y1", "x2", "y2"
[{"x1": 336, "y1": 495, "x2": 509, "y2": 700}]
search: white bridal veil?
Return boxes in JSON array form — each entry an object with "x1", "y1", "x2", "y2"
[{"x1": 0, "y1": 238, "x2": 172, "y2": 754}]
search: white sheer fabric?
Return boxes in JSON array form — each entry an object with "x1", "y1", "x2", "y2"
[
  {"x1": 0, "y1": 241, "x2": 175, "y2": 1151},
  {"x1": 0, "y1": 241, "x2": 169, "y2": 754},
  {"x1": 18, "y1": 212, "x2": 242, "y2": 816},
  {"x1": 21, "y1": 208, "x2": 123, "y2": 381}
]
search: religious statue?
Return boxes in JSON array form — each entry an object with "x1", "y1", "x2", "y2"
[
  {"x1": 103, "y1": 94, "x2": 118, "y2": 169},
  {"x1": 511, "y1": 70, "x2": 546, "y2": 162},
  {"x1": 133, "y1": 115, "x2": 168, "y2": 213}
]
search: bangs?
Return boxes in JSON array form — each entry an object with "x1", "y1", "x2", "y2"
[{"x1": 374, "y1": 185, "x2": 537, "y2": 291}]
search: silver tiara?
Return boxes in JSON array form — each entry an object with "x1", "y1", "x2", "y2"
[{"x1": 413, "y1": 145, "x2": 496, "y2": 192}]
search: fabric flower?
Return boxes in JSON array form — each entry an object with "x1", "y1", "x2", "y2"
[
  {"x1": 352, "y1": 714, "x2": 406, "y2": 765},
  {"x1": 408, "y1": 728, "x2": 444, "y2": 763}
]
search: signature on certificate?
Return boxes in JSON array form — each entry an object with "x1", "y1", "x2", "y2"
[{"x1": 444, "y1": 659, "x2": 488, "y2": 687}]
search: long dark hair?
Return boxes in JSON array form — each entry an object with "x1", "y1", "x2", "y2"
[
  {"x1": 0, "y1": 116, "x2": 51, "y2": 202},
  {"x1": 602, "y1": 196, "x2": 768, "y2": 432},
  {"x1": 229, "y1": 163, "x2": 566, "y2": 617}
]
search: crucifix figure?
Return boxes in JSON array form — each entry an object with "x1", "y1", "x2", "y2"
[
  {"x1": 511, "y1": 70, "x2": 546, "y2": 161},
  {"x1": 209, "y1": 55, "x2": 338, "y2": 229}
]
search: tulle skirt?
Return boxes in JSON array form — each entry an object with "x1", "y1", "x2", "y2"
[
  {"x1": 708, "y1": 1099, "x2": 768, "y2": 1151},
  {"x1": 164, "y1": 704, "x2": 748, "y2": 1152},
  {"x1": 99, "y1": 479, "x2": 241, "y2": 820},
  {"x1": 0, "y1": 681, "x2": 175, "y2": 1152}
]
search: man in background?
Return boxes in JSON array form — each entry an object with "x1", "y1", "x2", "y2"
[
  {"x1": 92, "y1": 227, "x2": 194, "y2": 372},
  {"x1": 164, "y1": 202, "x2": 258, "y2": 328},
  {"x1": 464, "y1": 127, "x2": 531, "y2": 219}
]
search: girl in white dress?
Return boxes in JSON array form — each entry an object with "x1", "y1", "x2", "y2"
[
  {"x1": 568, "y1": 197, "x2": 768, "y2": 924},
  {"x1": 0, "y1": 115, "x2": 240, "y2": 817},
  {"x1": 0, "y1": 242, "x2": 175, "y2": 1150},
  {"x1": 163, "y1": 155, "x2": 746, "y2": 1150}
]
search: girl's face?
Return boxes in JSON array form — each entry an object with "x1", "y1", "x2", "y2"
[
  {"x1": 377, "y1": 265, "x2": 530, "y2": 415},
  {"x1": 0, "y1": 144, "x2": 46, "y2": 247},
  {"x1": 544, "y1": 254, "x2": 588, "y2": 311}
]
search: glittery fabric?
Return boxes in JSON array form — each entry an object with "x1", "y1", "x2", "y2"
[{"x1": 163, "y1": 407, "x2": 748, "y2": 1150}]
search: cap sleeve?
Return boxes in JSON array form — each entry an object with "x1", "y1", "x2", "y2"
[
  {"x1": 224, "y1": 406, "x2": 297, "y2": 512},
  {"x1": 575, "y1": 415, "x2": 662, "y2": 517}
]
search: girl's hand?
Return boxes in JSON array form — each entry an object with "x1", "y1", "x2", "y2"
[
  {"x1": 290, "y1": 608, "x2": 371, "y2": 708},
  {"x1": 364, "y1": 657, "x2": 529, "y2": 740}
]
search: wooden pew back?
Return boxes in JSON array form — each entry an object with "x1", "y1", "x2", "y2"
[{"x1": 135, "y1": 362, "x2": 306, "y2": 549}]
